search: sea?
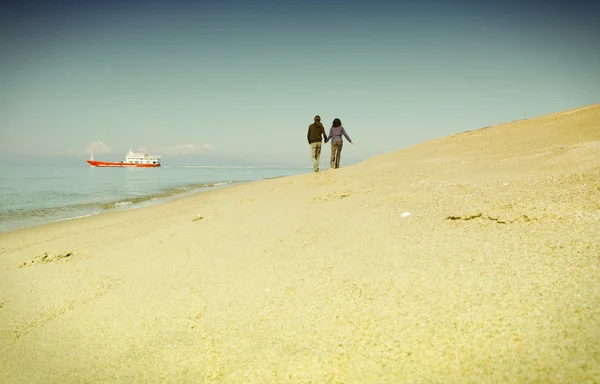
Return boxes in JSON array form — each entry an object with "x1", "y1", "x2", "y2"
[{"x1": 0, "y1": 165, "x2": 311, "y2": 234}]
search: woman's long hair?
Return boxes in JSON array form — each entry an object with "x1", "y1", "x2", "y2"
[{"x1": 332, "y1": 118, "x2": 342, "y2": 127}]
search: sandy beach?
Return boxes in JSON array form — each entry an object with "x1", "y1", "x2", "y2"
[{"x1": 1, "y1": 104, "x2": 599, "y2": 383}]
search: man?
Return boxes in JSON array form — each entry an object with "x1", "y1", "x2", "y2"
[{"x1": 307, "y1": 115, "x2": 328, "y2": 172}]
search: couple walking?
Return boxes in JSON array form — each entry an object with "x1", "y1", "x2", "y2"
[{"x1": 307, "y1": 115, "x2": 353, "y2": 172}]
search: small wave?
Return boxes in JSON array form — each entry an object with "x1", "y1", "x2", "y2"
[
  {"x1": 0, "y1": 202, "x2": 102, "y2": 233},
  {"x1": 99, "y1": 181, "x2": 235, "y2": 210},
  {"x1": 208, "y1": 181, "x2": 235, "y2": 187},
  {"x1": 0, "y1": 202, "x2": 100, "y2": 219}
]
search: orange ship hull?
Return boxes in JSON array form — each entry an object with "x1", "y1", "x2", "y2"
[{"x1": 87, "y1": 160, "x2": 160, "y2": 168}]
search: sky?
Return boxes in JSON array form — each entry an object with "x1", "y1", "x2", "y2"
[{"x1": 1, "y1": 0, "x2": 599, "y2": 166}]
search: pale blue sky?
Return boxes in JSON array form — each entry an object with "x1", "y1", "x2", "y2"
[{"x1": 1, "y1": 0, "x2": 599, "y2": 166}]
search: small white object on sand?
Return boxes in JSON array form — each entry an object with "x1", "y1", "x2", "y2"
[{"x1": 401, "y1": 212, "x2": 411, "y2": 217}]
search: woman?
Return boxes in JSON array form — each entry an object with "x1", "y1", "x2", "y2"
[{"x1": 328, "y1": 118, "x2": 353, "y2": 169}]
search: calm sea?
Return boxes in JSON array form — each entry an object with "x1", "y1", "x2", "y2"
[{"x1": 0, "y1": 165, "x2": 310, "y2": 233}]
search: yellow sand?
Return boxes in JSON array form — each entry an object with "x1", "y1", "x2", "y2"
[{"x1": 1, "y1": 104, "x2": 599, "y2": 383}]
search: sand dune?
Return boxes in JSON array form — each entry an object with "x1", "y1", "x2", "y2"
[{"x1": 1, "y1": 104, "x2": 599, "y2": 383}]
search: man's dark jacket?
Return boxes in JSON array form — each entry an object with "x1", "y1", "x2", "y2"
[{"x1": 307, "y1": 123, "x2": 328, "y2": 144}]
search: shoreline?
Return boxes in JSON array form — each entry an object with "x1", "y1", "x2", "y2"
[
  {"x1": 0, "y1": 182, "x2": 237, "y2": 235},
  {"x1": 0, "y1": 170, "x2": 312, "y2": 239},
  {"x1": 0, "y1": 169, "x2": 310, "y2": 235}
]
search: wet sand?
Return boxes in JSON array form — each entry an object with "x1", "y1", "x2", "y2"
[{"x1": 1, "y1": 104, "x2": 599, "y2": 383}]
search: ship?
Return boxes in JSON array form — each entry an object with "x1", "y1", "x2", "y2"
[{"x1": 87, "y1": 149, "x2": 161, "y2": 168}]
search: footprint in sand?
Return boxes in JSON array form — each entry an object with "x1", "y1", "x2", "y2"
[
  {"x1": 19, "y1": 252, "x2": 73, "y2": 268},
  {"x1": 312, "y1": 193, "x2": 351, "y2": 203}
]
